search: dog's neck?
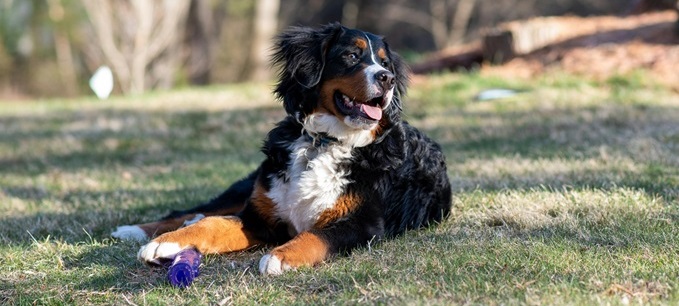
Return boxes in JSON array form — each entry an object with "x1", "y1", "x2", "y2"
[
  {"x1": 303, "y1": 131, "x2": 339, "y2": 148},
  {"x1": 301, "y1": 113, "x2": 377, "y2": 148}
]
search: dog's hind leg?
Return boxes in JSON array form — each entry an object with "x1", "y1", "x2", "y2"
[{"x1": 112, "y1": 169, "x2": 259, "y2": 241}]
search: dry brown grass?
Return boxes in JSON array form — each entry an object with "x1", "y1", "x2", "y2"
[{"x1": 1, "y1": 72, "x2": 678, "y2": 304}]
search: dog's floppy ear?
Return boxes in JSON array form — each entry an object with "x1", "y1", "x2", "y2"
[{"x1": 272, "y1": 23, "x2": 344, "y2": 116}]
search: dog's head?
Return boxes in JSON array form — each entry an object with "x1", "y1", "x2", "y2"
[{"x1": 272, "y1": 23, "x2": 409, "y2": 146}]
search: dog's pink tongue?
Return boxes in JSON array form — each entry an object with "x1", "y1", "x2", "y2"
[{"x1": 360, "y1": 104, "x2": 382, "y2": 120}]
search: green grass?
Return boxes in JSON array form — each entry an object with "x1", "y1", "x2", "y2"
[{"x1": 1, "y1": 71, "x2": 678, "y2": 305}]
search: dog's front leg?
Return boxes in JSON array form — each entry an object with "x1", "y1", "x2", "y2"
[
  {"x1": 258, "y1": 231, "x2": 329, "y2": 275},
  {"x1": 137, "y1": 216, "x2": 261, "y2": 265},
  {"x1": 258, "y1": 217, "x2": 384, "y2": 275}
]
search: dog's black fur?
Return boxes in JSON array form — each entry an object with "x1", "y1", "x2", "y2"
[{"x1": 124, "y1": 23, "x2": 452, "y2": 274}]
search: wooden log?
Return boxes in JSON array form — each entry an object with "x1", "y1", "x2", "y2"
[
  {"x1": 481, "y1": 29, "x2": 514, "y2": 64},
  {"x1": 482, "y1": 17, "x2": 568, "y2": 64}
]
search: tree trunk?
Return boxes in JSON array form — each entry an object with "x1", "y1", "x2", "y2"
[
  {"x1": 185, "y1": 0, "x2": 216, "y2": 85},
  {"x1": 342, "y1": 0, "x2": 360, "y2": 28},
  {"x1": 250, "y1": 0, "x2": 280, "y2": 82},
  {"x1": 449, "y1": 0, "x2": 477, "y2": 45},
  {"x1": 47, "y1": 0, "x2": 79, "y2": 96}
]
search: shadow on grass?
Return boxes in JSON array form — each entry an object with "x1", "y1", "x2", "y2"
[
  {"x1": 0, "y1": 242, "x2": 166, "y2": 299},
  {"x1": 62, "y1": 242, "x2": 167, "y2": 293},
  {"x1": 1, "y1": 100, "x2": 678, "y2": 296},
  {"x1": 0, "y1": 188, "x2": 213, "y2": 297},
  {"x1": 0, "y1": 107, "x2": 281, "y2": 176},
  {"x1": 0, "y1": 187, "x2": 227, "y2": 244},
  {"x1": 422, "y1": 104, "x2": 679, "y2": 201},
  {"x1": 2, "y1": 101, "x2": 677, "y2": 228}
]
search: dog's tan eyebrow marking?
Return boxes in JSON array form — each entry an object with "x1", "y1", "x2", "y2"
[
  {"x1": 354, "y1": 38, "x2": 368, "y2": 49},
  {"x1": 377, "y1": 48, "x2": 386, "y2": 60}
]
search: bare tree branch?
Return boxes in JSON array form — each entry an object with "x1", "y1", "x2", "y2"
[
  {"x1": 80, "y1": 0, "x2": 190, "y2": 94},
  {"x1": 383, "y1": 4, "x2": 437, "y2": 31},
  {"x1": 81, "y1": 0, "x2": 131, "y2": 93},
  {"x1": 429, "y1": 0, "x2": 449, "y2": 49}
]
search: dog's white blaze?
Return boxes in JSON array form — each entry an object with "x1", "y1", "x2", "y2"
[
  {"x1": 363, "y1": 34, "x2": 395, "y2": 110},
  {"x1": 363, "y1": 34, "x2": 387, "y2": 96},
  {"x1": 365, "y1": 34, "x2": 380, "y2": 66},
  {"x1": 267, "y1": 135, "x2": 352, "y2": 234},
  {"x1": 363, "y1": 64, "x2": 388, "y2": 96}
]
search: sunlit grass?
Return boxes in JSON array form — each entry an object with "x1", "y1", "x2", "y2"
[{"x1": 1, "y1": 71, "x2": 678, "y2": 304}]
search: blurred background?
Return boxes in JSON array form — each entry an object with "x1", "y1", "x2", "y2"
[{"x1": 0, "y1": 0, "x2": 677, "y2": 99}]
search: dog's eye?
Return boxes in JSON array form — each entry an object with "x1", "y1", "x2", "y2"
[
  {"x1": 346, "y1": 52, "x2": 359, "y2": 64},
  {"x1": 381, "y1": 60, "x2": 389, "y2": 68}
]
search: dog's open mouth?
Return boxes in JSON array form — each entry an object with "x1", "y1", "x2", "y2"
[{"x1": 334, "y1": 91, "x2": 384, "y2": 121}]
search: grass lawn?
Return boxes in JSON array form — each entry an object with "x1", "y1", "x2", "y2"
[{"x1": 1, "y1": 71, "x2": 678, "y2": 305}]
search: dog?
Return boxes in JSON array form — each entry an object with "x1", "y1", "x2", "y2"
[{"x1": 112, "y1": 23, "x2": 452, "y2": 275}]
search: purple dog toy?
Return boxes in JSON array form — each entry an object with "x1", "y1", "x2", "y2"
[{"x1": 167, "y1": 248, "x2": 201, "y2": 288}]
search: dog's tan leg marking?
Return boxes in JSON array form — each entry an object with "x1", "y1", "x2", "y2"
[
  {"x1": 138, "y1": 216, "x2": 260, "y2": 264},
  {"x1": 314, "y1": 194, "x2": 362, "y2": 228},
  {"x1": 259, "y1": 232, "x2": 329, "y2": 275}
]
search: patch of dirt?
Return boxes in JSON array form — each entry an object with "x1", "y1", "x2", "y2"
[{"x1": 482, "y1": 11, "x2": 679, "y2": 88}]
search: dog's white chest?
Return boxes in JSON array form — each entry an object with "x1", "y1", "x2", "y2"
[{"x1": 266, "y1": 137, "x2": 352, "y2": 234}]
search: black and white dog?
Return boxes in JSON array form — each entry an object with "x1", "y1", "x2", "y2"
[{"x1": 113, "y1": 23, "x2": 452, "y2": 275}]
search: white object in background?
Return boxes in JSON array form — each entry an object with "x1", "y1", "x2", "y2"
[
  {"x1": 89, "y1": 66, "x2": 114, "y2": 100},
  {"x1": 476, "y1": 89, "x2": 518, "y2": 101}
]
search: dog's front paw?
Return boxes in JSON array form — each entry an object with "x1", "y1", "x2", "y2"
[
  {"x1": 137, "y1": 241, "x2": 187, "y2": 265},
  {"x1": 259, "y1": 254, "x2": 292, "y2": 275},
  {"x1": 258, "y1": 232, "x2": 329, "y2": 275}
]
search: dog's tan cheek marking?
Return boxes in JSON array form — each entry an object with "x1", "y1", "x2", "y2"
[
  {"x1": 318, "y1": 75, "x2": 372, "y2": 115},
  {"x1": 318, "y1": 89, "x2": 339, "y2": 116},
  {"x1": 153, "y1": 216, "x2": 260, "y2": 254},
  {"x1": 315, "y1": 193, "x2": 362, "y2": 228},
  {"x1": 269, "y1": 232, "x2": 330, "y2": 268},
  {"x1": 318, "y1": 79, "x2": 348, "y2": 117}
]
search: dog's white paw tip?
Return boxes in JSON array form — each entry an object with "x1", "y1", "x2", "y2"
[
  {"x1": 137, "y1": 241, "x2": 183, "y2": 265},
  {"x1": 111, "y1": 225, "x2": 148, "y2": 242},
  {"x1": 137, "y1": 241, "x2": 159, "y2": 263},
  {"x1": 259, "y1": 254, "x2": 290, "y2": 275}
]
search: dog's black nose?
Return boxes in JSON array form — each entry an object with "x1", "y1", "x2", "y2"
[{"x1": 375, "y1": 70, "x2": 395, "y2": 90}]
